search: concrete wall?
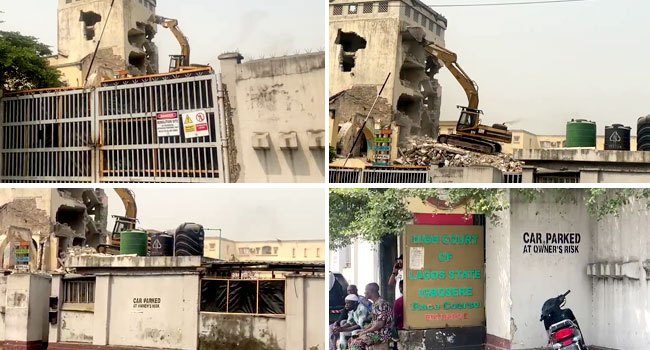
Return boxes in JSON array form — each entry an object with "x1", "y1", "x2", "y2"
[
  {"x1": 431, "y1": 166, "x2": 503, "y2": 183},
  {"x1": 204, "y1": 239, "x2": 325, "y2": 263},
  {"x1": 509, "y1": 190, "x2": 593, "y2": 349},
  {"x1": 50, "y1": 272, "x2": 200, "y2": 350},
  {"x1": 330, "y1": 240, "x2": 381, "y2": 293},
  {"x1": 221, "y1": 53, "x2": 325, "y2": 183},
  {"x1": 590, "y1": 197, "x2": 650, "y2": 350},
  {"x1": 485, "y1": 206, "x2": 512, "y2": 347}
]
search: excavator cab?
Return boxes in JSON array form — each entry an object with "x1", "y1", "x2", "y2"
[
  {"x1": 168, "y1": 55, "x2": 187, "y2": 73},
  {"x1": 110, "y1": 215, "x2": 137, "y2": 244},
  {"x1": 457, "y1": 106, "x2": 482, "y2": 131}
]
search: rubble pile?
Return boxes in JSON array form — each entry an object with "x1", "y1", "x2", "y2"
[
  {"x1": 63, "y1": 246, "x2": 111, "y2": 258},
  {"x1": 396, "y1": 137, "x2": 523, "y2": 173}
]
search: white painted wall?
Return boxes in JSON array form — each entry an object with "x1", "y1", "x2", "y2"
[
  {"x1": 590, "y1": 197, "x2": 650, "y2": 350},
  {"x1": 60, "y1": 311, "x2": 94, "y2": 343},
  {"x1": 331, "y1": 240, "x2": 381, "y2": 292},
  {"x1": 4, "y1": 274, "x2": 50, "y2": 342},
  {"x1": 509, "y1": 190, "x2": 593, "y2": 349},
  {"x1": 107, "y1": 273, "x2": 199, "y2": 350}
]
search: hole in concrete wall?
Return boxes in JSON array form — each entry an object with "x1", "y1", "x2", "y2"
[
  {"x1": 397, "y1": 94, "x2": 421, "y2": 121},
  {"x1": 128, "y1": 29, "x2": 146, "y2": 47},
  {"x1": 335, "y1": 30, "x2": 367, "y2": 72},
  {"x1": 79, "y1": 11, "x2": 102, "y2": 40},
  {"x1": 425, "y1": 57, "x2": 440, "y2": 79},
  {"x1": 56, "y1": 206, "x2": 86, "y2": 235},
  {"x1": 128, "y1": 51, "x2": 147, "y2": 73}
]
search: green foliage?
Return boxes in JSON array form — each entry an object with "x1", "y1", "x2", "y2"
[
  {"x1": 329, "y1": 146, "x2": 337, "y2": 163},
  {"x1": 329, "y1": 188, "x2": 508, "y2": 250},
  {"x1": 0, "y1": 31, "x2": 63, "y2": 91},
  {"x1": 584, "y1": 188, "x2": 650, "y2": 220}
]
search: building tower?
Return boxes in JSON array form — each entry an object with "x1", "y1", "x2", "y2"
[
  {"x1": 329, "y1": 0, "x2": 447, "y2": 152},
  {"x1": 50, "y1": 0, "x2": 159, "y2": 87}
]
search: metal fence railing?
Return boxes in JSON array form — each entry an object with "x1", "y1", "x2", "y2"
[
  {"x1": 329, "y1": 167, "x2": 430, "y2": 183},
  {"x1": 0, "y1": 71, "x2": 227, "y2": 183}
]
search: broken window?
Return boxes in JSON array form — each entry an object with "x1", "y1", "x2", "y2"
[
  {"x1": 63, "y1": 277, "x2": 95, "y2": 304},
  {"x1": 363, "y1": 3, "x2": 373, "y2": 13},
  {"x1": 79, "y1": 11, "x2": 102, "y2": 40},
  {"x1": 333, "y1": 5, "x2": 343, "y2": 15},
  {"x1": 348, "y1": 4, "x2": 358, "y2": 14},
  {"x1": 335, "y1": 30, "x2": 367, "y2": 72},
  {"x1": 200, "y1": 279, "x2": 285, "y2": 315}
]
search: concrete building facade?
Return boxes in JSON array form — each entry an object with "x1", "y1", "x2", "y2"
[
  {"x1": 219, "y1": 52, "x2": 326, "y2": 183},
  {"x1": 329, "y1": 0, "x2": 447, "y2": 157},
  {"x1": 50, "y1": 0, "x2": 159, "y2": 86},
  {"x1": 204, "y1": 237, "x2": 325, "y2": 263}
]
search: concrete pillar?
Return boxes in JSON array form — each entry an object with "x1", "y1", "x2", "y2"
[
  {"x1": 485, "y1": 192, "x2": 513, "y2": 349},
  {"x1": 92, "y1": 274, "x2": 111, "y2": 345},
  {"x1": 48, "y1": 274, "x2": 63, "y2": 343},
  {"x1": 217, "y1": 52, "x2": 243, "y2": 111},
  {"x1": 285, "y1": 275, "x2": 305, "y2": 350},
  {"x1": 580, "y1": 170, "x2": 599, "y2": 183},
  {"x1": 522, "y1": 167, "x2": 535, "y2": 183},
  {"x1": 5, "y1": 273, "x2": 50, "y2": 349}
]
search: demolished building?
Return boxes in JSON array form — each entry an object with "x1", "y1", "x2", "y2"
[
  {"x1": 0, "y1": 189, "x2": 108, "y2": 272},
  {"x1": 329, "y1": 0, "x2": 447, "y2": 161},
  {"x1": 49, "y1": 0, "x2": 159, "y2": 87}
]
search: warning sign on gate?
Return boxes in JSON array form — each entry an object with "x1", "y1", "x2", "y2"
[
  {"x1": 182, "y1": 110, "x2": 209, "y2": 139},
  {"x1": 156, "y1": 112, "x2": 180, "y2": 137}
]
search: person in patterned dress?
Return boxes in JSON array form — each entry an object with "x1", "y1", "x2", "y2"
[{"x1": 348, "y1": 283, "x2": 393, "y2": 350}]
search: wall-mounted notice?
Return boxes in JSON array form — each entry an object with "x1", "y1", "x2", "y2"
[
  {"x1": 404, "y1": 225, "x2": 485, "y2": 329},
  {"x1": 132, "y1": 297, "x2": 162, "y2": 310},
  {"x1": 522, "y1": 232, "x2": 581, "y2": 254},
  {"x1": 156, "y1": 112, "x2": 180, "y2": 137}
]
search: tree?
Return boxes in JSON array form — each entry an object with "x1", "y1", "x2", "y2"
[
  {"x1": 0, "y1": 31, "x2": 62, "y2": 91},
  {"x1": 330, "y1": 188, "x2": 650, "y2": 250}
]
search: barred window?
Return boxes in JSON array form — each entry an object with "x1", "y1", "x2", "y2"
[
  {"x1": 349, "y1": 4, "x2": 358, "y2": 14},
  {"x1": 429, "y1": 21, "x2": 434, "y2": 32},
  {"x1": 63, "y1": 277, "x2": 95, "y2": 304},
  {"x1": 404, "y1": 5, "x2": 411, "y2": 17},
  {"x1": 333, "y1": 5, "x2": 343, "y2": 15},
  {"x1": 436, "y1": 25, "x2": 443, "y2": 36},
  {"x1": 379, "y1": 2, "x2": 389, "y2": 12},
  {"x1": 421, "y1": 15, "x2": 426, "y2": 26},
  {"x1": 414, "y1": 11, "x2": 419, "y2": 22},
  {"x1": 201, "y1": 279, "x2": 286, "y2": 315},
  {"x1": 363, "y1": 3, "x2": 373, "y2": 13}
]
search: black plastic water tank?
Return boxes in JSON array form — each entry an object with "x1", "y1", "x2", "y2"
[
  {"x1": 604, "y1": 124, "x2": 631, "y2": 151},
  {"x1": 637, "y1": 115, "x2": 650, "y2": 151},
  {"x1": 150, "y1": 233, "x2": 174, "y2": 256},
  {"x1": 174, "y1": 223, "x2": 205, "y2": 256}
]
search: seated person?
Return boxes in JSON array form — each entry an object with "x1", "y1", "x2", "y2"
[
  {"x1": 333, "y1": 294, "x2": 371, "y2": 349},
  {"x1": 348, "y1": 283, "x2": 393, "y2": 350}
]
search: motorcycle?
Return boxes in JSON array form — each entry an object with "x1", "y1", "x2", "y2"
[{"x1": 539, "y1": 290, "x2": 587, "y2": 350}]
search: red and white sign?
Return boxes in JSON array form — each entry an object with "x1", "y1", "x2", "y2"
[
  {"x1": 156, "y1": 112, "x2": 180, "y2": 137},
  {"x1": 182, "y1": 110, "x2": 209, "y2": 138}
]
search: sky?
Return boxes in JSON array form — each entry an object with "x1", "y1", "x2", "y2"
[
  {"x1": 105, "y1": 188, "x2": 326, "y2": 241},
  {"x1": 0, "y1": 0, "x2": 324, "y2": 72},
  {"x1": 432, "y1": 0, "x2": 650, "y2": 134}
]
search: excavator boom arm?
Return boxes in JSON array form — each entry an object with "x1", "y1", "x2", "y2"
[
  {"x1": 114, "y1": 188, "x2": 137, "y2": 219},
  {"x1": 153, "y1": 15, "x2": 190, "y2": 66},
  {"x1": 425, "y1": 44, "x2": 479, "y2": 110}
]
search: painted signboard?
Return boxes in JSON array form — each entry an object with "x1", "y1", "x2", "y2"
[
  {"x1": 521, "y1": 232, "x2": 581, "y2": 254},
  {"x1": 404, "y1": 224, "x2": 485, "y2": 329},
  {"x1": 182, "y1": 110, "x2": 209, "y2": 139},
  {"x1": 156, "y1": 112, "x2": 180, "y2": 137}
]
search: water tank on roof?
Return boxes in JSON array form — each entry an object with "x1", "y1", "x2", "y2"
[
  {"x1": 120, "y1": 230, "x2": 148, "y2": 256},
  {"x1": 566, "y1": 119, "x2": 596, "y2": 148},
  {"x1": 637, "y1": 115, "x2": 650, "y2": 151},
  {"x1": 604, "y1": 124, "x2": 631, "y2": 151},
  {"x1": 150, "y1": 233, "x2": 174, "y2": 257}
]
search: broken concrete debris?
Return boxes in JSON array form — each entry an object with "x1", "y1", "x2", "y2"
[{"x1": 396, "y1": 136, "x2": 523, "y2": 173}]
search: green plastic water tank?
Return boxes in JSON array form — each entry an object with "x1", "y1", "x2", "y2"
[
  {"x1": 120, "y1": 230, "x2": 148, "y2": 256},
  {"x1": 566, "y1": 119, "x2": 597, "y2": 148}
]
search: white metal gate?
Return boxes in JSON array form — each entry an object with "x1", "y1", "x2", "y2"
[{"x1": 0, "y1": 71, "x2": 227, "y2": 183}]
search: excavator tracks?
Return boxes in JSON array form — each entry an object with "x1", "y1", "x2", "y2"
[{"x1": 438, "y1": 134, "x2": 501, "y2": 154}]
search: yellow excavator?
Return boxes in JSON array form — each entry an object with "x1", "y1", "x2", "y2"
[
  {"x1": 96, "y1": 188, "x2": 138, "y2": 254},
  {"x1": 152, "y1": 15, "x2": 203, "y2": 73},
  {"x1": 425, "y1": 43, "x2": 512, "y2": 154}
]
